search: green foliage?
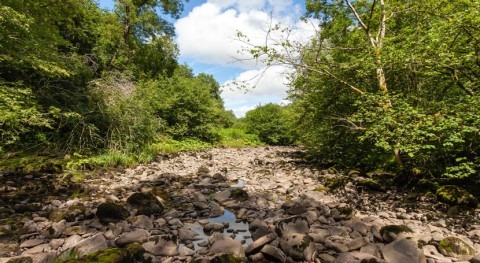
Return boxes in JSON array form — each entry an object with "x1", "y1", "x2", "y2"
[
  {"x1": 216, "y1": 128, "x2": 263, "y2": 148},
  {"x1": 243, "y1": 103, "x2": 295, "y2": 145},
  {"x1": 0, "y1": 83, "x2": 54, "y2": 151},
  {"x1": 138, "y1": 66, "x2": 229, "y2": 143},
  {"x1": 252, "y1": 0, "x2": 480, "y2": 182},
  {"x1": 1, "y1": 0, "x2": 240, "y2": 171},
  {"x1": 436, "y1": 185, "x2": 478, "y2": 208}
]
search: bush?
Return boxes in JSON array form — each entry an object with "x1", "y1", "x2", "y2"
[
  {"x1": 243, "y1": 103, "x2": 295, "y2": 145},
  {"x1": 216, "y1": 128, "x2": 262, "y2": 148}
]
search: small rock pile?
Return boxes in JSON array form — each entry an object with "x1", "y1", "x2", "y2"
[{"x1": 0, "y1": 146, "x2": 479, "y2": 263}]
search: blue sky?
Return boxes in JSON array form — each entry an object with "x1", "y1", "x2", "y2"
[{"x1": 97, "y1": 0, "x2": 313, "y2": 116}]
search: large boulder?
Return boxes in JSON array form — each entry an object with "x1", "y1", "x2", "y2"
[{"x1": 127, "y1": 192, "x2": 164, "y2": 216}]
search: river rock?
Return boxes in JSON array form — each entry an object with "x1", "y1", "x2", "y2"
[
  {"x1": 115, "y1": 229, "x2": 149, "y2": 247},
  {"x1": 471, "y1": 254, "x2": 480, "y2": 263},
  {"x1": 209, "y1": 234, "x2": 245, "y2": 259},
  {"x1": 178, "y1": 228, "x2": 200, "y2": 241},
  {"x1": 0, "y1": 256, "x2": 33, "y2": 263},
  {"x1": 132, "y1": 215, "x2": 153, "y2": 230},
  {"x1": 380, "y1": 225, "x2": 413, "y2": 243},
  {"x1": 438, "y1": 236, "x2": 477, "y2": 260},
  {"x1": 179, "y1": 246, "x2": 195, "y2": 257},
  {"x1": 143, "y1": 235, "x2": 178, "y2": 256},
  {"x1": 249, "y1": 219, "x2": 271, "y2": 241},
  {"x1": 20, "y1": 239, "x2": 45, "y2": 249},
  {"x1": 261, "y1": 244, "x2": 286, "y2": 263},
  {"x1": 73, "y1": 233, "x2": 108, "y2": 256},
  {"x1": 245, "y1": 233, "x2": 277, "y2": 255},
  {"x1": 203, "y1": 223, "x2": 225, "y2": 233},
  {"x1": 214, "y1": 190, "x2": 231, "y2": 203},
  {"x1": 127, "y1": 192, "x2": 164, "y2": 216},
  {"x1": 21, "y1": 244, "x2": 50, "y2": 255},
  {"x1": 347, "y1": 237, "x2": 369, "y2": 251},
  {"x1": 44, "y1": 220, "x2": 66, "y2": 238},
  {"x1": 279, "y1": 233, "x2": 315, "y2": 261},
  {"x1": 381, "y1": 238, "x2": 425, "y2": 263},
  {"x1": 276, "y1": 216, "x2": 309, "y2": 236},
  {"x1": 49, "y1": 239, "x2": 64, "y2": 250},
  {"x1": 95, "y1": 203, "x2": 129, "y2": 224},
  {"x1": 63, "y1": 235, "x2": 83, "y2": 250},
  {"x1": 334, "y1": 251, "x2": 381, "y2": 263}
]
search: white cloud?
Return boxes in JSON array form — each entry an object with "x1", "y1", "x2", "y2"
[
  {"x1": 175, "y1": 1, "x2": 312, "y2": 67},
  {"x1": 175, "y1": 0, "x2": 317, "y2": 117},
  {"x1": 221, "y1": 65, "x2": 294, "y2": 117}
]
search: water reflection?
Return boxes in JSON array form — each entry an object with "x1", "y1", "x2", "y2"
[{"x1": 185, "y1": 209, "x2": 252, "y2": 250}]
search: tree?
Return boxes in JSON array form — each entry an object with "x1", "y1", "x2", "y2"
[
  {"x1": 243, "y1": 103, "x2": 294, "y2": 145},
  {"x1": 240, "y1": 0, "x2": 480, "y2": 179}
]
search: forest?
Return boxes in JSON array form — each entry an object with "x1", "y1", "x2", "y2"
[{"x1": 1, "y1": 0, "x2": 479, "y2": 196}]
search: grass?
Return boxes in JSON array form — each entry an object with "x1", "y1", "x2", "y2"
[
  {"x1": 216, "y1": 128, "x2": 263, "y2": 148},
  {"x1": 1, "y1": 129, "x2": 263, "y2": 175}
]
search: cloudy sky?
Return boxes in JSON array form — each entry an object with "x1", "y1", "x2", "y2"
[{"x1": 98, "y1": 0, "x2": 316, "y2": 117}]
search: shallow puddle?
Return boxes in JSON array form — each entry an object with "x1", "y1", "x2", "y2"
[{"x1": 185, "y1": 209, "x2": 252, "y2": 250}]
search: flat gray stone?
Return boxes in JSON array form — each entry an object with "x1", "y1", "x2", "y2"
[
  {"x1": 20, "y1": 239, "x2": 45, "y2": 249},
  {"x1": 209, "y1": 236, "x2": 245, "y2": 259},
  {"x1": 381, "y1": 238, "x2": 424, "y2": 263},
  {"x1": 347, "y1": 237, "x2": 369, "y2": 251},
  {"x1": 334, "y1": 252, "x2": 381, "y2": 263},
  {"x1": 115, "y1": 229, "x2": 149, "y2": 247},
  {"x1": 245, "y1": 233, "x2": 277, "y2": 255},
  {"x1": 132, "y1": 215, "x2": 153, "y2": 230},
  {"x1": 73, "y1": 233, "x2": 108, "y2": 256},
  {"x1": 143, "y1": 235, "x2": 178, "y2": 256},
  {"x1": 178, "y1": 228, "x2": 200, "y2": 241}
]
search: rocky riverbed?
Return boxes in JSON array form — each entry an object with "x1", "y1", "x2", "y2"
[{"x1": 1, "y1": 146, "x2": 480, "y2": 263}]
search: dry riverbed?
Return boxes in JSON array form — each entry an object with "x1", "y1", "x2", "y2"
[{"x1": 1, "y1": 146, "x2": 480, "y2": 262}]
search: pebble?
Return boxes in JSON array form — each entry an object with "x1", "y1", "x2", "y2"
[{"x1": 0, "y1": 147, "x2": 478, "y2": 263}]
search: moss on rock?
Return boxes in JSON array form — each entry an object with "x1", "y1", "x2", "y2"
[
  {"x1": 230, "y1": 189, "x2": 248, "y2": 201},
  {"x1": 324, "y1": 177, "x2": 347, "y2": 190},
  {"x1": 380, "y1": 225, "x2": 413, "y2": 243},
  {"x1": 95, "y1": 203, "x2": 129, "y2": 224},
  {"x1": 438, "y1": 237, "x2": 476, "y2": 260},
  {"x1": 210, "y1": 254, "x2": 245, "y2": 263},
  {"x1": 380, "y1": 225, "x2": 413, "y2": 236},
  {"x1": 126, "y1": 192, "x2": 164, "y2": 216},
  {"x1": 355, "y1": 178, "x2": 384, "y2": 191},
  {"x1": 436, "y1": 185, "x2": 478, "y2": 208},
  {"x1": 64, "y1": 244, "x2": 145, "y2": 263}
]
